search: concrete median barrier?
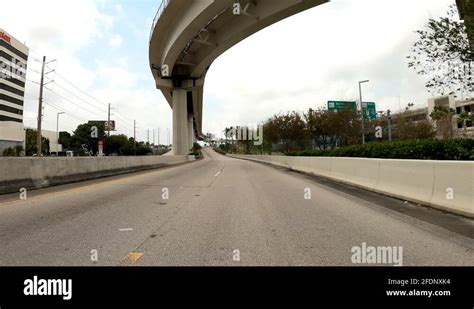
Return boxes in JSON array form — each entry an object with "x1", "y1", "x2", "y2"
[
  {"x1": 375, "y1": 160, "x2": 435, "y2": 206},
  {"x1": 430, "y1": 161, "x2": 474, "y2": 217},
  {"x1": 0, "y1": 155, "x2": 195, "y2": 195},
  {"x1": 228, "y1": 154, "x2": 473, "y2": 218},
  {"x1": 331, "y1": 157, "x2": 380, "y2": 190}
]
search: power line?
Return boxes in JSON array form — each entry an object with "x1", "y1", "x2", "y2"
[
  {"x1": 52, "y1": 81, "x2": 108, "y2": 114},
  {"x1": 54, "y1": 72, "x2": 135, "y2": 128},
  {"x1": 46, "y1": 89, "x2": 107, "y2": 119},
  {"x1": 43, "y1": 101, "x2": 88, "y2": 123},
  {"x1": 27, "y1": 68, "x2": 42, "y2": 75},
  {"x1": 46, "y1": 87, "x2": 135, "y2": 131},
  {"x1": 27, "y1": 48, "x2": 136, "y2": 132},
  {"x1": 55, "y1": 72, "x2": 109, "y2": 109},
  {"x1": 25, "y1": 78, "x2": 40, "y2": 85},
  {"x1": 113, "y1": 111, "x2": 135, "y2": 126}
]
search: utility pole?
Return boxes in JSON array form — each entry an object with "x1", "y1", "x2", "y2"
[
  {"x1": 147, "y1": 129, "x2": 150, "y2": 144},
  {"x1": 358, "y1": 80, "x2": 369, "y2": 145},
  {"x1": 387, "y1": 109, "x2": 392, "y2": 141},
  {"x1": 157, "y1": 127, "x2": 160, "y2": 145},
  {"x1": 153, "y1": 129, "x2": 155, "y2": 145},
  {"x1": 107, "y1": 103, "x2": 111, "y2": 137},
  {"x1": 133, "y1": 120, "x2": 137, "y2": 156},
  {"x1": 36, "y1": 56, "x2": 46, "y2": 155}
]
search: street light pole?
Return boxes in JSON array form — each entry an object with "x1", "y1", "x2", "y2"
[
  {"x1": 358, "y1": 80, "x2": 369, "y2": 144},
  {"x1": 56, "y1": 112, "x2": 65, "y2": 153},
  {"x1": 387, "y1": 109, "x2": 392, "y2": 141}
]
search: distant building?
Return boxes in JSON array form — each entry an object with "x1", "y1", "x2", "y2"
[
  {"x1": 0, "y1": 28, "x2": 29, "y2": 154},
  {"x1": 427, "y1": 95, "x2": 457, "y2": 116},
  {"x1": 374, "y1": 95, "x2": 474, "y2": 140},
  {"x1": 390, "y1": 107, "x2": 430, "y2": 126},
  {"x1": 39, "y1": 129, "x2": 63, "y2": 153},
  {"x1": 428, "y1": 95, "x2": 474, "y2": 135},
  {"x1": 454, "y1": 97, "x2": 474, "y2": 132}
]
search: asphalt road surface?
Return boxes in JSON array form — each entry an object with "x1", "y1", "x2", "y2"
[{"x1": 0, "y1": 148, "x2": 472, "y2": 266}]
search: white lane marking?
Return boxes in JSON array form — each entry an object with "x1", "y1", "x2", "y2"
[
  {"x1": 119, "y1": 228, "x2": 133, "y2": 232},
  {"x1": 214, "y1": 171, "x2": 221, "y2": 177}
]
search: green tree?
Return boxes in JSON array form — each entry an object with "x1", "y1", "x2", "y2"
[
  {"x1": 304, "y1": 109, "x2": 331, "y2": 150},
  {"x1": 455, "y1": 111, "x2": 474, "y2": 135},
  {"x1": 58, "y1": 131, "x2": 72, "y2": 150},
  {"x1": 408, "y1": 5, "x2": 473, "y2": 97},
  {"x1": 397, "y1": 111, "x2": 436, "y2": 140},
  {"x1": 430, "y1": 106, "x2": 456, "y2": 139},
  {"x1": 263, "y1": 111, "x2": 309, "y2": 154},
  {"x1": 135, "y1": 142, "x2": 152, "y2": 156},
  {"x1": 326, "y1": 108, "x2": 361, "y2": 147},
  {"x1": 105, "y1": 134, "x2": 129, "y2": 155},
  {"x1": 70, "y1": 122, "x2": 105, "y2": 155},
  {"x1": 120, "y1": 137, "x2": 137, "y2": 156},
  {"x1": 456, "y1": 0, "x2": 474, "y2": 53},
  {"x1": 25, "y1": 128, "x2": 50, "y2": 156}
]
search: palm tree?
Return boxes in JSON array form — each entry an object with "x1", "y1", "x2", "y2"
[
  {"x1": 455, "y1": 111, "x2": 472, "y2": 135},
  {"x1": 430, "y1": 106, "x2": 456, "y2": 139}
]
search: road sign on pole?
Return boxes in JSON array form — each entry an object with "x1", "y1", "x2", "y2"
[
  {"x1": 362, "y1": 102, "x2": 377, "y2": 120},
  {"x1": 98, "y1": 139, "x2": 104, "y2": 156},
  {"x1": 327, "y1": 101, "x2": 357, "y2": 112}
]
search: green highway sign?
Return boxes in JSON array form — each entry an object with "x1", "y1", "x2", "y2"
[
  {"x1": 327, "y1": 101, "x2": 377, "y2": 120},
  {"x1": 327, "y1": 101, "x2": 357, "y2": 112},
  {"x1": 362, "y1": 102, "x2": 377, "y2": 120}
]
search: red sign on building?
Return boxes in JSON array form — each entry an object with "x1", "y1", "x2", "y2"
[{"x1": 0, "y1": 31, "x2": 11, "y2": 44}]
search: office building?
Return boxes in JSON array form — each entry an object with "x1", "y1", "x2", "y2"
[{"x1": 0, "y1": 28, "x2": 29, "y2": 154}]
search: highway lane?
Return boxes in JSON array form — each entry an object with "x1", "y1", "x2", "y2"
[{"x1": 0, "y1": 148, "x2": 472, "y2": 266}]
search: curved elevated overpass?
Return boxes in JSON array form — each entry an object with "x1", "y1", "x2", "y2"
[{"x1": 149, "y1": 0, "x2": 328, "y2": 154}]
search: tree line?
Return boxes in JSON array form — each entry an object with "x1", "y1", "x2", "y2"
[
  {"x1": 221, "y1": 106, "x2": 472, "y2": 155},
  {"x1": 3, "y1": 122, "x2": 164, "y2": 157}
]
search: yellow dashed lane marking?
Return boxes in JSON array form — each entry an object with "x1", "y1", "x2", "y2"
[{"x1": 122, "y1": 252, "x2": 144, "y2": 264}]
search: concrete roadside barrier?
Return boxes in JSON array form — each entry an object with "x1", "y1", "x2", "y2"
[
  {"x1": 227, "y1": 154, "x2": 473, "y2": 218},
  {"x1": 429, "y1": 161, "x2": 474, "y2": 217},
  {"x1": 375, "y1": 159, "x2": 435, "y2": 206},
  {"x1": 0, "y1": 155, "x2": 195, "y2": 195},
  {"x1": 330, "y1": 157, "x2": 380, "y2": 190}
]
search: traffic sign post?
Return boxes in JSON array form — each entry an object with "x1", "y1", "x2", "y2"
[
  {"x1": 362, "y1": 102, "x2": 377, "y2": 120},
  {"x1": 98, "y1": 139, "x2": 104, "y2": 156},
  {"x1": 327, "y1": 101, "x2": 357, "y2": 112}
]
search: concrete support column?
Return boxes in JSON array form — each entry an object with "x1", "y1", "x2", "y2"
[
  {"x1": 188, "y1": 114, "x2": 194, "y2": 151},
  {"x1": 172, "y1": 89, "x2": 188, "y2": 155}
]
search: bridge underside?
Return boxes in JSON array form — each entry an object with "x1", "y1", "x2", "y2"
[{"x1": 149, "y1": 0, "x2": 328, "y2": 154}]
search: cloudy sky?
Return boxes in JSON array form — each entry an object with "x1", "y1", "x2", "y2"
[{"x1": 1, "y1": 0, "x2": 456, "y2": 142}]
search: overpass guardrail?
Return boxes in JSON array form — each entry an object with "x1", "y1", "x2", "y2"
[{"x1": 150, "y1": 0, "x2": 171, "y2": 41}]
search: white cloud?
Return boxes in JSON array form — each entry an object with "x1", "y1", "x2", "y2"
[
  {"x1": 109, "y1": 34, "x2": 123, "y2": 48},
  {"x1": 203, "y1": 0, "x2": 456, "y2": 136},
  {"x1": 0, "y1": 0, "x2": 164, "y2": 140},
  {"x1": 0, "y1": 0, "x2": 459, "y2": 143}
]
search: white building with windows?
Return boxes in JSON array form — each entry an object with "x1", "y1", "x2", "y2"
[
  {"x1": 428, "y1": 95, "x2": 474, "y2": 138},
  {"x1": 0, "y1": 28, "x2": 29, "y2": 155}
]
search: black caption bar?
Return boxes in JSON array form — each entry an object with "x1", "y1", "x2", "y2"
[{"x1": 0, "y1": 267, "x2": 472, "y2": 308}]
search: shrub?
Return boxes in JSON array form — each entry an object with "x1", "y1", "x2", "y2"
[
  {"x1": 189, "y1": 142, "x2": 203, "y2": 158},
  {"x1": 289, "y1": 139, "x2": 474, "y2": 160},
  {"x1": 2, "y1": 147, "x2": 17, "y2": 156}
]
